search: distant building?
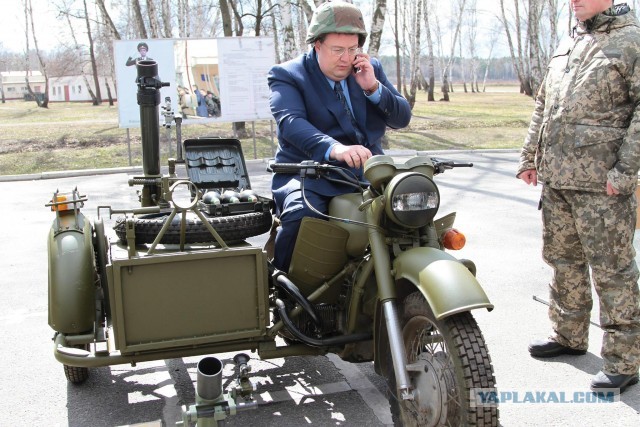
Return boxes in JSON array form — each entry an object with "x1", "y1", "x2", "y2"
[
  {"x1": 0, "y1": 71, "x2": 117, "y2": 102},
  {"x1": 0, "y1": 71, "x2": 46, "y2": 100},
  {"x1": 48, "y1": 75, "x2": 117, "y2": 102}
]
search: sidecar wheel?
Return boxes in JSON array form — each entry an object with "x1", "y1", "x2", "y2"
[
  {"x1": 384, "y1": 291, "x2": 498, "y2": 426},
  {"x1": 114, "y1": 210, "x2": 272, "y2": 244},
  {"x1": 64, "y1": 364, "x2": 89, "y2": 384},
  {"x1": 63, "y1": 344, "x2": 89, "y2": 384}
]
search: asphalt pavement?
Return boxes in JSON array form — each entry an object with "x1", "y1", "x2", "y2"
[{"x1": 0, "y1": 150, "x2": 638, "y2": 426}]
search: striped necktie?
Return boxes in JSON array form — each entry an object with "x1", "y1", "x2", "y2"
[{"x1": 334, "y1": 82, "x2": 365, "y2": 145}]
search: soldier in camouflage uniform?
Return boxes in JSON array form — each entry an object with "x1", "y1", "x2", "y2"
[{"x1": 518, "y1": 0, "x2": 640, "y2": 393}]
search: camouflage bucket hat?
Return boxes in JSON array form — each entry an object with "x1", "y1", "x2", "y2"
[{"x1": 306, "y1": 1, "x2": 368, "y2": 46}]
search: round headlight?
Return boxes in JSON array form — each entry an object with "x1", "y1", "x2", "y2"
[{"x1": 384, "y1": 172, "x2": 439, "y2": 228}]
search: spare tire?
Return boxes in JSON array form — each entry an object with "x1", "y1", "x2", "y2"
[{"x1": 114, "y1": 210, "x2": 272, "y2": 244}]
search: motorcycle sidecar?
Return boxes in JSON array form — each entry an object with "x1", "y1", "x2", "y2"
[{"x1": 49, "y1": 139, "x2": 283, "y2": 383}]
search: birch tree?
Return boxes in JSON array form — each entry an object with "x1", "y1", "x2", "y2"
[
  {"x1": 280, "y1": 0, "x2": 296, "y2": 61},
  {"x1": 62, "y1": 4, "x2": 98, "y2": 104},
  {"x1": 83, "y1": 0, "x2": 102, "y2": 104},
  {"x1": 161, "y1": 0, "x2": 173, "y2": 38},
  {"x1": 402, "y1": 0, "x2": 421, "y2": 108},
  {"x1": 440, "y1": 0, "x2": 466, "y2": 101},
  {"x1": 423, "y1": 0, "x2": 435, "y2": 101},
  {"x1": 465, "y1": 0, "x2": 479, "y2": 93},
  {"x1": 393, "y1": 0, "x2": 401, "y2": 91},
  {"x1": 368, "y1": 0, "x2": 386, "y2": 57},
  {"x1": 147, "y1": 0, "x2": 161, "y2": 38},
  {"x1": 24, "y1": 0, "x2": 49, "y2": 108},
  {"x1": 500, "y1": 0, "x2": 531, "y2": 95},
  {"x1": 131, "y1": 0, "x2": 149, "y2": 38},
  {"x1": 96, "y1": 0, "x2": 121, "y2": 39}
]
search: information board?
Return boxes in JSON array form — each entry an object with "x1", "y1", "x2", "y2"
[{"x1": 114, "y1": 37, "x2": 275, "y2": 129}]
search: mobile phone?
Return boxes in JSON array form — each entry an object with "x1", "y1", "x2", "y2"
[{"x1": 354, "y1": 55, "x2": 361, "y2": 73}]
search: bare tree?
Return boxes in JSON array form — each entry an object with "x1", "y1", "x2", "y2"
[
  {"x1": 499, "y1": 0, "x2": 554, "y2": 97},
  {"x1": 440, "y1": 0, "x2": 467, "y2": 101},
  {"x1": 500, "y1": 0, "x2": 532, "y2": 95},
  {"x1": 228, "y1": 0, "x2": 245, "y2": 36},
  {"x1": 459, "y1": 31, "x2": 467, "y2": 93},
  {"x1": 84, "y1": 0, "x2": 102, "y2": 104},
  {"x1": 24, "y1": 0, "x2": 49, "y2": 107},
  {"x1": 266, "y1": 0, "x2": 281, "y2": 63},
  {"x1": 96, "y1": 0, "x2": 121, "y2": 39},
  {"x1": 481, "y1": 24, "x2": 501, "y2": 92},
  {"x1": 402, "y1": 0, "x2": 422, "y2": 108},
  {"x1": 147, "y1": 0, "x2": 161, "y2": 38},
  {"x1": 161, "y1": 0, "x2": 173, "y2": 38},
  {"x1": 177, "y1": 0, "x2": 190, "y2": 37},
  {"x1": 393, "y1": 0, "x2": 401, "y2": 91},
  {"x1": 132, "y1": 0, "x2": 149, "y2": 38},
  {"x1": 280, "y1": 0, "x2": 296, "y2": 61},
  {"x1": 465, "y1": 0, "x2": 479, "y2": 93},
  {"x1": 62, "y1": 5, "x2": 98, "y2": 104},
  {"x1": 423, "y1": 0, "x2": 435, "y2": 101},
  {"x1": 220, "y1": 0, "x2": 233, "y2": 36},
  {"x1": 299, "y1": 0, "x2": 314, "y2": 23},
  {"x1": 368, "y1": 0, "x2": 386, "y2": 57}
]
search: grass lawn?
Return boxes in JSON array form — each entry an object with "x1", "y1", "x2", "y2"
[{"x1": 0, "y1": 84, "x2": 534, "y2": 176}]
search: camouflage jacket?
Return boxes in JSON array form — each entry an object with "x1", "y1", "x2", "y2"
[{"x1": 517, "y1": 5, "x2": 640, "y2": 194}]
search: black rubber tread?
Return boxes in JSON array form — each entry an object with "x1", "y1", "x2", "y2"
[
  {"x1": 114, "y1": 210, "x2": 272, "y2": 244},
  {"x1": 64, "y1": 364, "x2": 89, "y2": 384},
  {"x1": 63, "y1": 344, "x2": 90, "y2": 384},
  {"x1": 386, "y1": 291, "x2": 498, "y2": 427}
]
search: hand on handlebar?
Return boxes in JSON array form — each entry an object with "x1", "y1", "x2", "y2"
[{"x1": 330, "y1": 144, "x2": 372, "y2": 169}]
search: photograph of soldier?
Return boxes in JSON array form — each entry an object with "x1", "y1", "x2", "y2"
[{"x1": 125, "y1": 42, "x2": 153, "y2": 67}]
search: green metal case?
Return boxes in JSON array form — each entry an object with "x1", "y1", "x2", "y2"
[{"x1": 107, "y1": 245, "x2": 270, "y2": 354}]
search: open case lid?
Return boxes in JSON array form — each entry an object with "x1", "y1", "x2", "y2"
[{"x1": 183, "y1": 138, "x2": 251, "y2": 190}]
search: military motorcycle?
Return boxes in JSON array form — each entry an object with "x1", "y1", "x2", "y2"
[{"x1": 47, "y1": 60, "x2": 498, "y2": 426}]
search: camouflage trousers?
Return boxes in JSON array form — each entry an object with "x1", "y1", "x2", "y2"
[{"x1": 541, "y1": 186, "x2": 640, "y2": 375}]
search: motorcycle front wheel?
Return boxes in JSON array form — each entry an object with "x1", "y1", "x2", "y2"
[{"x1": 385, "y1": 291, "x2": 498, "y2": 426}]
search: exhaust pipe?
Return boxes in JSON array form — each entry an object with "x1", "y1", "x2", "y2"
[{"x1": 197, "y1": 357, "x2": 223, "y2": 401}]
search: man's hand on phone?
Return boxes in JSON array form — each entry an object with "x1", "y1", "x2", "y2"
[{"x1": 352, "y1": 52, "x2": 377, "y2": 93}]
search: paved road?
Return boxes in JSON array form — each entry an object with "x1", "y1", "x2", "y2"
[{"x1": 0, "y1": 150, "x2": 638, "y2": 426}]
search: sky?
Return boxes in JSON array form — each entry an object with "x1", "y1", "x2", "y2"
[
  {"x1": 0, "y1": 0, "x2": 578, "y2": 58},
  {"x1": 0, "y1": 0, "x2": 66, "y2": 53}
]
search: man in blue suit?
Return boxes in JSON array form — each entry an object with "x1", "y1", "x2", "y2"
[{"x1": 268, "y1": 1, "x2": 412, "y2": 272}]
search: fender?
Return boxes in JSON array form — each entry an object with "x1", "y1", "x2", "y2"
[
  {"x1": 393, "y1": 247, "x2": 493, "y2": 320},
  {"x1": 48, "y1": 213, "x2": 96, "y2": 334}
]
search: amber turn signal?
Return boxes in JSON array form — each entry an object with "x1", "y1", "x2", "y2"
[
  {"x1": 51, "y1": 193, "x2": 72, "y2": 212},
  {"x1": 442, "y1": 229, "x2": 466, "y2": 250}
]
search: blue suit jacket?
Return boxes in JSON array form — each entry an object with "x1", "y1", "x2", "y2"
[{"x1": 268, "y1": 49, "x2": 411, "y2": 199}]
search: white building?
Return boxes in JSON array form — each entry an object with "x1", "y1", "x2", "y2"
[
  {"x1": 0, "y1": 71, "x2": 46, "y2": 100},
  {"x1": 1, "y1": 72, "x2": 117, "y2": 102},
  {"x1": 48, "y1": 75, "x2": 117, "y2": 102}
]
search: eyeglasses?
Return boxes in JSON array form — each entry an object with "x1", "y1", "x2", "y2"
[{"x1": 326, "y1": 46, "x2": 362, "y2": 58}]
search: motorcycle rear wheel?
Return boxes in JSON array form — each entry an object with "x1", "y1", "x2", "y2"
[{"x1": 385, "y1": 291, "x2": 498, "y2": 426}]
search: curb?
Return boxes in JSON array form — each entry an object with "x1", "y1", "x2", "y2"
[{"x1": 0, "y1": 149, "x2": 519, "y2": 183}]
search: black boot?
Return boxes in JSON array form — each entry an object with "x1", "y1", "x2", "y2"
[
  {"x1": 528, "y1": 338, "x2": 587, "y2": 358},
  {"x1": 591, "y1": 371, "x2": 639, "y2": 393}
]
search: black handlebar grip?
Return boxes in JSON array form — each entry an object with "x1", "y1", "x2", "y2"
[{"x1": 270, "y1": 163, "x2": 308, "y2": 174}]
